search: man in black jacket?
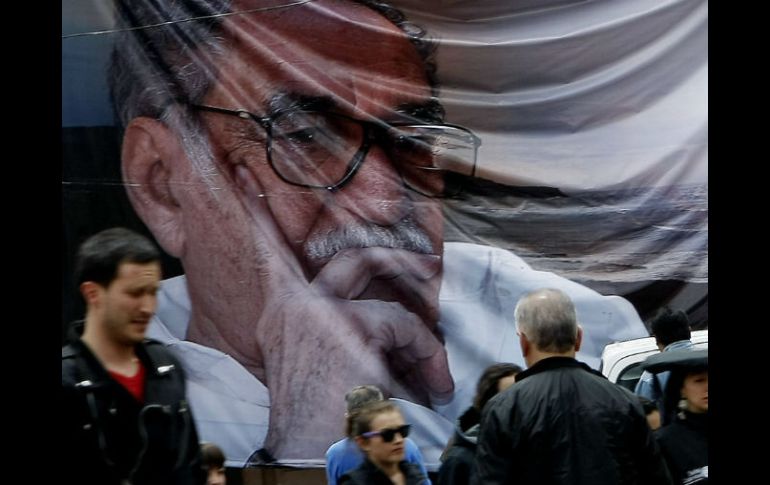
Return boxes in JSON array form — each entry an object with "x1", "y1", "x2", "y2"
[
  {"x1": 61, "y1": 228, "x2": 205, "y2": 484},
  {"x1": 475, "y1": 288, "x2": 672, "y2": 485}
]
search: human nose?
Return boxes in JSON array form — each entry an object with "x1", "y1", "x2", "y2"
[
  {"x1": 138, "y1": 294, "x2": 157, "y2": 315},
  {"x1": 332, "y1": 144, "x2": 412, "y2": 226}
]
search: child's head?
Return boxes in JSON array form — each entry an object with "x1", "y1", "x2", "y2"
[{"x1": 200, "y1": 442, "x2": 226, "y2": 485}]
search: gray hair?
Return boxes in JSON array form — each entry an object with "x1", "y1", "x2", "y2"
[
  {"x1": 107, "y1": 0, "x2": 442, "y2": 195},
  {"x1": 108, "y1": 0, "x2": 230, "y2": 128},
  {"x1": 108, "y1": 0, "x2": 231, "y2": 184},
  {"x1": 107, "y1": 0, "x2": 440, "y2": 131},
  {"x1": 514, "y1": 288, "x2": 578, "y2": 353},
  {"x1": 344, "y1": 385, "x2": 384, "y2": 413}
]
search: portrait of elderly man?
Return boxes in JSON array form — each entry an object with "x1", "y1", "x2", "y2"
[{"x1": 61, "y1": 0, "x2": 707, "y2": 466}]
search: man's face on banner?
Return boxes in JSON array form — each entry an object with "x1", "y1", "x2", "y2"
[
  {"x1": 124, "y1": 0, "x2": 454, "y2": 435},
  {"x1": 200, "y1": 0, "x2": 444, "y2": 317}
]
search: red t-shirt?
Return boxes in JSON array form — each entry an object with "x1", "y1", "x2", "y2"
[{"x1": 109, "y1": 361, "x2": 146, "y2": 402}]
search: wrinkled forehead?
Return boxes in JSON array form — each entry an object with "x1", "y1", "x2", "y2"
[{"x1": 211, "y1": 0, "x2": 431, "y2": 116}]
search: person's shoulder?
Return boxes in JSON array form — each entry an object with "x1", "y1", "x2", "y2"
[
  {"x1": 519, "y1": 360, "x2": 607, "y2": 394},
  {"x1": 143, "y1": 336, "x2": 170, "y2": 348},
  {"x1": 142, "y1": 338, "x2": 180, "y2": 360},
  {"x1": 403, "y1": 437, "x2": 426, "y2": 464},
  {"x1": 479, "y1": 382, "x2": 519, "y2": 416},
  {"x1": 634, "y1": 372, "x2": 655, "y2": 396},
  {"x1": 140, "y1": 339, "x2": 186, "y2": 376},
  {"x1": 61, "y1": 343, "x2": 77, "y2": 360},
  {"x1": 326, "y1": 438, "x2": 363, "y2": 473},
  {"x1": 611, "y1": 380, "x2": 644, "y2": 403},
  {"x1": 580, "y1": 366, "x2": 627, "y2": 391},
  {"x1": 404, "y1": 437, "x2": 420, "y2": 453},
  {"x1": 586, "y1": 374, "x2": 650, "y2": 417},
  {"x1": 401, "y1": 460, "x2": 429, "y2": 484},
  {"x1": 440, "y1": 243, "x2": 531, "y2": 300},
  {"x1": 61, "y1": 344, "x2": 80, "y2": 384},
  {"x1": 444, "y1": 242, "x2": 530, "y2": 269},
  {"x1": 325, "y1": 437, "x2": 349, "y2": 458},
  {"x1": 664, "y1": 340, "x2": 695, "y2": 352},
  {"x1": 637, "y1": 370, "x2": 654, "y2": 383}
]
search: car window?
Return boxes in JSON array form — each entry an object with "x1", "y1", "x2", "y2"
[
  {"x1": 616, "y1": 362, "x2": 644, "y2": 392},
  {"x1": 600, "y1": 330, "x2": 708, "y2": 388}
]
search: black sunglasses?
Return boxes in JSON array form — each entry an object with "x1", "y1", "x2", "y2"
[{"x1": 360, "y1": 424, "x2": 411, "y2": 443}]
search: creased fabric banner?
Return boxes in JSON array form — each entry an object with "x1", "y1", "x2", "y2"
[{"x1": 62, "y1": 0, "x2": 707, "y2": 468}]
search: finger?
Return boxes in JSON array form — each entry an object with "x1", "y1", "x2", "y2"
[{"x1": 354, "y1": 301, "x2": 454, "y2": 401}]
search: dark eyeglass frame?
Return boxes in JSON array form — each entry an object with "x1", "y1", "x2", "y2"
[
  {"x1": 360, "y1": 424, "x2": 411, "y2": 442},
  {"x1": 189, "y1": 103, "x2": 479, "y2": 197}
]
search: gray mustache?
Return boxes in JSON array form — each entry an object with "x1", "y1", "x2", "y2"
[{"x1": 304, "y1": 218, "x2": 434, "y2": 263}]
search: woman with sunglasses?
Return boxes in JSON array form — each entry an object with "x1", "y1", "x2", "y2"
[{"x1": 340, "y1": 400, "x2": 429, "y2": 485}]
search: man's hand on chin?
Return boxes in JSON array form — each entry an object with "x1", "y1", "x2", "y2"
[{"x1": 255, "y1": 247, "x2": 453, "y2": 459}]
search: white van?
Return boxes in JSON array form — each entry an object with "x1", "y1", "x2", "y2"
[{"x1": 599, "y1": 329, "x2": 708, "y2": 391}]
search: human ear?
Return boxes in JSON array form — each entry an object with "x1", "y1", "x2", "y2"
[
  {"x1": 518, "y1": 332, "x2": 530, "y2": 358},
  {"x1": 354, "y1": 435, "x2": 370, "y2": 453},
  {"x1": 80, "y1": 281, "x2": 102, "y2": 306},
  {"x1": 575, "y1": 325, "x2": 583, "y2": 352},
  {"x1": 121, "y1": 117, "x2": 186, "y2": 257}
]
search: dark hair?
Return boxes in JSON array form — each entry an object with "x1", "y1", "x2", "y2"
[
  {"x1": 473, "y1": 363, "x2": 522, "y2": 412},
  {"x1": 109, "y1": 0, "x2": 230, "y2": 127},
  {"x1": 200, "y1": 442, "x2": 225, "y2": 469},
  {"x1": 74, "y1": 227, "x2": 160, "y2": 288},
  {"x1": 649, "y1": 307, "x2": 691, "y2": 347},
  {"x1": 347, "y1": 400, "x2": 400, "y2": 438},
  {"x1": 660, "y1": 365, "x2": 707, "y2": 426}
]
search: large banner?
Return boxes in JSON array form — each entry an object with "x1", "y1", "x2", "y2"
[{"x1": 62, "y1": 0, "x2": 707, "y2": 467}]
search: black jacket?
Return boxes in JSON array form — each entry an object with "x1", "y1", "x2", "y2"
[
  {"x1": 475, "y1": 357, "x2": 673, "y2": 485},
  {"x1": 62, "y1": 337, "x2": 205, "y2": 485},
  {"x1": 655, "y1": 411, "x2": 708, "y2": 484},
  {"x1": 437, "y1": 407, "x2": 480, "y2": 485},
  {"x1": 340, "y1": 458, "x2": 429, "y2": 485}
]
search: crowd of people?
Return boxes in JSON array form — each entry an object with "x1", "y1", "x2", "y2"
[
  {"x1": 326, "y1": 292, "x2": 707, "y2": 485},
  {"x1": 62, "y1": 227, "x2": 706, "y2": 484}
]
